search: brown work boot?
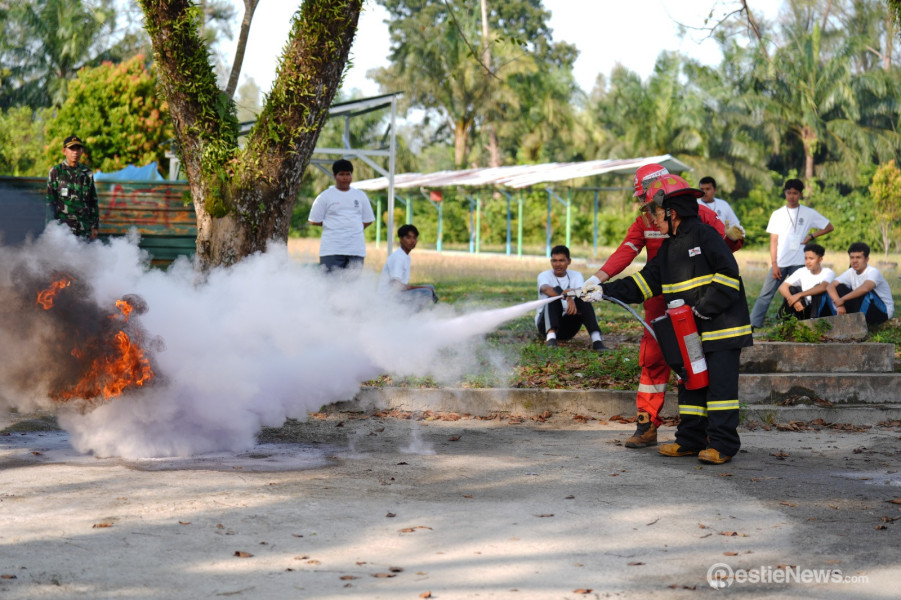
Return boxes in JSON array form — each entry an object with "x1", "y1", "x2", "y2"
[
  {"x1": 658, "y1": 443, "x2": 700, "y2": 457},
  {"x1": 698, "y1": 448, "x2": 732, "y2": 464},
  {"x1": 624, "y1": 412, "x2": 657, "y2": 448}
]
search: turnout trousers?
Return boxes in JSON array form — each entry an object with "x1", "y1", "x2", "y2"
[
  {"x1": 674, "y1": 348, "x2": 742, "y2": 457},
  {"x1": 638, "y1": 295, "x2": 670, "y2": 427}
]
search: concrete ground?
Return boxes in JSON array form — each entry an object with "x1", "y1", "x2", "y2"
[{"x1": 1, "y1": 410, "x2": 899, "y2": 600}]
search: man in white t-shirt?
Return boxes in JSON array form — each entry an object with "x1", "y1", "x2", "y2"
[
  {"x1": 827, "y1": 242, "x2": 894, "y2": 326},
  {"x1": 697, "y1": 176, "x2": 741, "y2": 229},
  {"x1": 749, "y1": 179, "x2": 834, "y2": 328},
  {"x1": 776, "y1": 242, "x2": 835, "y2": 320},
  {"x1": 378, "y1": 224, "x2": 437, "y2": 309},
  {"x1": 308, "y1": 159, "x2": 375, "y2": 272},
  {"x1": 536, "y1": 245, "x2": 606, "y2": 351}
]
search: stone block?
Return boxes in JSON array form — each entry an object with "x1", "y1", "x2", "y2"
[
  {"x1": 802, "y1": 312, "x2": 868, "y2": 341},
  {"x1": 740, "y1": 342, "x2": 894, "y2": 373}
]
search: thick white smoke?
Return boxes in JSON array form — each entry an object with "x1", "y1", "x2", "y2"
[{"x1": 0, "y1": 225, "x2": 550, "y2": 458}]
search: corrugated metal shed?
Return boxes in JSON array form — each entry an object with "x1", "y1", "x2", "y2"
[{"x1": 353, "y1": 154, "x2": 692, "y2": 191}]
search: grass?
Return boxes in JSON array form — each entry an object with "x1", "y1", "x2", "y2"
[{"x1": 287, "y1": 239, "x2": 901, "y2": 387}]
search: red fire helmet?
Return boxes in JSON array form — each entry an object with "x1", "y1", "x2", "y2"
[
  {"x1": 645, "y1": 174, "x2": 703, "y2": 210},
  {"x1": 632, "y1": 163, "x2": 670, "y2": 198}
]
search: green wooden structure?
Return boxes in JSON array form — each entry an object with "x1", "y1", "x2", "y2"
[{"x1": 0, "y1": 176, "x2": 195, "y2": 265}]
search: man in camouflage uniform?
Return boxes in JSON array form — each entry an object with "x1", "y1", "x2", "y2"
[{"x1": 46, "y1": 135, "x2": 99, "y2": 239}]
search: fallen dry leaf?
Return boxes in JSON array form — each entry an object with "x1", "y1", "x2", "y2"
[
  {"x1": 386, "y1": 512, "x2": 396, "y2": 518},
  {"x1": 1, "y1": 575, "x2": 17, "y2": 580},
  {"x1": 92, "y1": 522, "x2": 113, "y2": 528},
  {"x1": 889, "y1": 499, "x2": 901, "y2": 505},
  {"x1": 234, "y1": 551, "x2": 253, "y2": 558},
  {"x1": 356, "y1": 561, "x2": 367, "y2": 565},
  {"x1": 340, "y1": 575, "x2": 358, "y2": 580},
  {"x1": 719, "y1": 473, "x2": 733, "y2": 477},
  {"x1": 462, "y1": 494, "x2": 473, "y2": 498},
  {"x1": 573, "y1": 590, "x2": 592, "y2": 595},
  {"x1": 780, "y1": 501, "x2": 798, "y2": 507},
  {"x1": 448, "y1": 435, "x2": 461, "y2": 441},
  {"x1": 875, "y1": 525, "x2": 888, "y2": 530},
  {"x1": 420, "y1": 592, "x2": 432, "y2": 599},
  {"x1": 389, "y1": 566, "x2": 403, "y2": 573},
  {"x1": 534, "y1": 514, "x2": 554, "y2": 518},
  {"x1": 398, "y1": 526, "x2": 433, "y2": 533},
  {"x1": 372, "y1": 572, "x2": 396, "y2": 578},
  {"x1": 178, "y1": 521, "x2": 191, "y2": 525},
  {"x1": 31, "y1": 451, "x2": 41, "y2": 456},
  {"x1": 724, "y1": 552, "x2": 739, "y2": 556},
  {"x1": 628, "y1": 562, "x2": 645, "y2": 566},
  {"x1": 565, "y1": 495, "x2": 575, "y2": 500}
]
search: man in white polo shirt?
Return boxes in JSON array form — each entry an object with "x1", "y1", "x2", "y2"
[
  {"x1": 749, "y1": 179, "x2": 833, "y2": 328},
  {"x1": 827, "y1": 242, "x2": 894, "y2": 325},
  {"x1": 308, "y1": 159, "x2": 375, "y2": 272}
]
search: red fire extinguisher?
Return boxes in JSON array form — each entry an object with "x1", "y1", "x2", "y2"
[{"x1": 651, "y1": 299, "x2": 709, "y2": 390}]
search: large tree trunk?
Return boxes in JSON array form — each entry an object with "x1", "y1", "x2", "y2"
[
  {"x1": 801, "y1": 126, "x2": 816, "y2": 182},
  {"x1": 139, "y1": 0, "x2": 362, "y2": 270}
]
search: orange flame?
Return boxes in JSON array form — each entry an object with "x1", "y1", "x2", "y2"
[
  {"x1": 114, "y1": 299, "x2": 134, "y2": 321},
  {"x1": 50, "y1": 298, "x2": 154, "y2": 404},
  {"x1": 37, "y1": 277, "x2": 72, "y2": 310}
]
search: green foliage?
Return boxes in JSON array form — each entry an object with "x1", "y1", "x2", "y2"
[
  {"x1": 767, "y1": 315, "x2": 833, "y2": 343},
  {"x1": 43, "y1": 55, "x2": 174, "y2": 174},
  {"x1": 869, "y1": 159, "x2": 901, "y2": 256},
  {"x1": 0, "y1": 0, "x2": 148, "y2": 109},
  {"x1": 0, "y1": 105, "x2": 47, "y2": 176}
]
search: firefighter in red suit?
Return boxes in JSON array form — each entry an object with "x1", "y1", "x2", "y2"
[
  {"x1": 584, "y1": 164, "x2": 742, "y2": 449},
  {"x1": 585, "y1": 175, "x2": 752, "y2": 464}
]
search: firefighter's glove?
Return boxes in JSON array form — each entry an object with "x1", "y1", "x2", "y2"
[
  {"x1": 692, "y1": 306, "x2": 711, "y2": 320},
  {"x1": 725, "y1": 224, "x2": 745, "y2": 242},
  {"x1": 580, "y1": 283, "x2": 605, "y2": 303}
]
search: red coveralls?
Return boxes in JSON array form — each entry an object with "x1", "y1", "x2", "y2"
[{"x1": 599, "y1": 205, "x2": 732, "y2": 426}]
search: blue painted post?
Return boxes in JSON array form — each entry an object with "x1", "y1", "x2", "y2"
[
  {"x1": 475, "y1": 195, "x2": 482, "y2": 254},
  {"x1": 505, "y1": 192, "x2": 512, "y2": 255},
  {"x1": 593, "y1": 190, "x2": 599, "y2": 257},
  {"x1": 546, "y1": 189, "x2": 552, "y2": 257},
  {"x1": 437, "y1": 202, "x2": 443, "y2": 252},
  {"x1": 517, "y1": 190, "x2": 523, "y2": 258}
]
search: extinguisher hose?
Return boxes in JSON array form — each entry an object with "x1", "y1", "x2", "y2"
[{"x1": 601, "y1": 295, "x2": 658, "y2": 341}]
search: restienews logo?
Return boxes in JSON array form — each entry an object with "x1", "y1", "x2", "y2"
[{"x1": 706, "y1": 563, "x2": 869, "y2": 589}]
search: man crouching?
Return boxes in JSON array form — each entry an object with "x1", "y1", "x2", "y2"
[{"x1": 585, "y1": 176, "x2": 753, "y2": 464}]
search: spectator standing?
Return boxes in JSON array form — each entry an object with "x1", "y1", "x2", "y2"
[
  {"x1": 749, "y1": 179, "x2": 833, "y2": 328},
  {"x1": 776, "y1": 243, "x2": 835, "y2": 321},
  {"x1": 46, "y1": 135, "x2": 99, "y2": 240},
  {"x1": 826, "y1": 242, "x2": 894, "y2": 325},
  {"x1": 536, "y1": 245, "x2": 607, "y2": 351},
  {"x1": 378, "y1": 224, "x2": 438, "y2": 309},
  {"x1": 697, "y1": 176, "x2": 741, "y2": 229},
  {"x1": 308, "y1": 159, "x2": 375, "y2": 272}
]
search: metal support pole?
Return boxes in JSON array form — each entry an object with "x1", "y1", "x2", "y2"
[
  {"x1": 505, "y1": 191, "x2": 512, "y2": 255},
  {"x1": 475, "y1": 195, "x2": 482, "y2": 254},
  {"x1": 437, "y1": 202, "x2": 443, "y2": 252},
  {"x1": 517, "y1": 190, "x2": 524, "y2": 258},
  {"x1": 469, "y1": 198, "x2": 475, "y2": 254},
  {"x1": 376, "y1": 196, "x2": 382, "y2": 249},
  {"x1": 565, "y1": 187, "x2": 572, "y2": 248},
  {"x1": 592, "y1": 190, "x2": 599, "y2": 257},
  {"x1": 386, "y1": 95, "x2": 397, "y2": 255},
  {"x1": 546, "y1": 189, "x2": 552, "y2": 257},
  {"x1": 406, "y1": 194, "x2": 413, "y2": 224}
]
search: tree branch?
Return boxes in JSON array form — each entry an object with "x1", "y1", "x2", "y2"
[{"x1": 225, "y1": 0, "x2": 259, "y2": 99}]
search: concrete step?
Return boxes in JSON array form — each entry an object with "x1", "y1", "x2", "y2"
[
  {"x1": 740, "y1": 342, "x2": 895, "y2": 373},
  {"x1": 738, "y1": 372, "x2": 901, "y2": 404},
  {"x1": 346, "y1": 386, "x2": 901, "y2": 426}
]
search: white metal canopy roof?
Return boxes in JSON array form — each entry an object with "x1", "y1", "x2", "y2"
[{"x1": 353, "y1": 154, "x2": 692, "y2": 191}]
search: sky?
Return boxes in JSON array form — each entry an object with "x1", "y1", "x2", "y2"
[{"x1": 226, "y1": 0, "x2": 785, "y2": 99}]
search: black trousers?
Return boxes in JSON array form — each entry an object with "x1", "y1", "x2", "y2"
[
  {"x1": 776, "y1": 285, "x2": 833, "y2": 321},
  {"x1": 674, "y1": 348, "x2": 741, "y2": 457},
  {"x1": 537, "y1": 295, "x2": 602, "y2": 340},
  {"x1": 833, "y1": 283, "x2": 889, "y2": 325}
]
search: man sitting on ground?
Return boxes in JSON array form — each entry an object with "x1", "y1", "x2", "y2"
[
  {"x1": 536, "y1": 245, "x2": 607, "y2": 351},
  {"x1": 776, "y1": 243, "x2": 835, "y2": 321},
  {"x1": 826, "y1": 242, "x2": 894, "y2": 326},
  {"x1": 378, "y1": 224, "x2": 437, "y2": 309}
]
